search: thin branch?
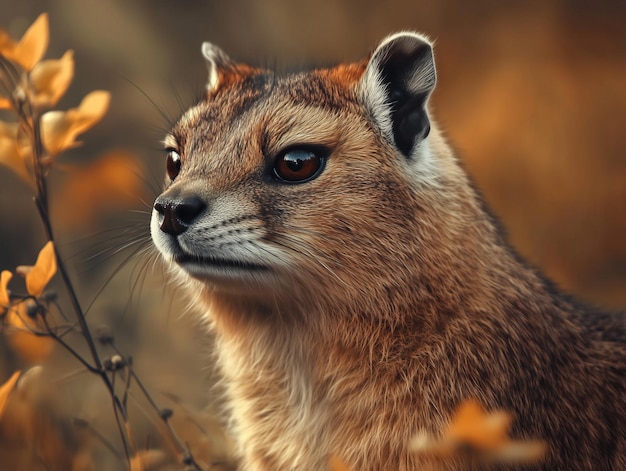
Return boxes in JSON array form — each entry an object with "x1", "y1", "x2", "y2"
[
  {"x1": 111, "y1": 371, "x2": 132, "y2": 464},
  {"x1": 73, "y1": 417, "x2": 125, "y2": 462},
  {"x1": 34, "y1": 197, "x2": 104, "y2": 370},
  {"x1": 2, "y1": 46, "x2": 214, "y2": 471},
  {"x1": 127, "y1": 366, "x2": 204, "y2": 471},
  {"x1": 40, "y1": 314, "x2": 99, "y2": 373},
  {"x1": 122, "y1": 357, "x2": 133, "y2": 412}
]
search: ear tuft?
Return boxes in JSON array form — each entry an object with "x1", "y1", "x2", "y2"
[
  {"x1": 359, "y1": 32, "x2": 437, "y2": 157},
  {"x1": 201, "y1": 42, "x2": 235, "y2": 91}
]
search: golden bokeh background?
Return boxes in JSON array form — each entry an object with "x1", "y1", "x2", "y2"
[{"x1": 0, "y1": 1, "x2": 624, "y2": 469}]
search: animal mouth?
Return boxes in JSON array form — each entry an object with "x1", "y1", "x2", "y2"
[{"x1": 174, "y1": 253, "x2": 269, "y2": 272}]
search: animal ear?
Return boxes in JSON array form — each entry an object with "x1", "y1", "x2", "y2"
[
  {"x1": 201, "y1": 42, "x2": 236, "y2": 92},
  {"x1": 359, "y1": 32, "x2": 436, "y2": 157}
]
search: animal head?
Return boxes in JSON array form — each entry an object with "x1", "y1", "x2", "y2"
[{"x1": 151, "y1": 32, "x2": 479, "y2": 308}]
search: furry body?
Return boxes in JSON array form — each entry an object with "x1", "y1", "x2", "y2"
[{"x1": 151, "y1": 33, "x2": 626, "y2": 470}]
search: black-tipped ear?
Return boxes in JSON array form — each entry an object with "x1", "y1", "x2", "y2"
[
  {"x1": 201, "y1": 42, "x2": 236, "y2": 92},
  {"x1": 359, "y1": 32, "x2": 436, "y2": 157}
]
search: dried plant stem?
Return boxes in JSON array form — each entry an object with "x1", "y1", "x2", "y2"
[
  {"x1": 40, "y1": 314, "x2": 98, "y2": 373},
  {"x1": 8, "y1": 68, "x2": 205, "y2": 470},
  {"x1": 34, "y1": 197, "x2": 103, "y2": 366},
  {"x1": 34, "y1": 186, "x2": 139, "y2": 462},
  {"x1": 111, "y1": 370, "x2": 133, "y2": 461},
  {"x1": 129, "y1": 367, "x2": 204, "y2": 471},
  {"x1": 27, "y1": 133, "x2": 144, "y2": 466},
  {"x1": 28, "y1": 111, "x2": 100, "y2": 369},
  {"x1": 1, "y1": 50, "x2": 204, "y2": 469},
  {"x1": 74, "y1": 417, "x2": 125, "y2": 462},
  {"x1": 30, "y1": 109, "x2": 48, "y2": 214},
  {"x1": 114, "y1": 340, "x2": 203, "y2": 470}
]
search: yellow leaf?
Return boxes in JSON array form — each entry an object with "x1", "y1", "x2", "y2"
[
  {"x1": 0, "y1": 13, "x2": 49, "y2": 71},
  {"x1": 25, "y1": 241, "x2": 57, "y2": 297},
  {"x1": 30, "y1": 50, "x2": 74, "y2": 108},
  {"x1": 6, "y1": 301, "x2": 55, "y2": 363},
  {"x1": 0, "y1": 270, "x2": 12, "y2": 308},
  {"x1": 0, "y1": 371, "x2": 21, "y2": 420},
  {"x1": 41, "y1": 90, "x2": 111, "y2": 157},
  {"x1": 0, "y1": 120, "x2": 31, "y2": 183}
]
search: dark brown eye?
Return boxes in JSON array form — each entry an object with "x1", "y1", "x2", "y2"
[
  {"x1": 166, "y1": 150, "x2": 181, "y2": 181},
  {"x1": 273, "y1": 148, "x2": 325, "y2": 183}
]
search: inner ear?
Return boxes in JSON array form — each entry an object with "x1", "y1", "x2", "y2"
[
  {"x1": 361, "y1": 33, "x2": 437, "y2": 158},
  {"x1": 202, "y1": 42, "x2": 236, "y2": 92}
]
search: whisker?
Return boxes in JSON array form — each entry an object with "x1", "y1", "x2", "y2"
[
  {"x1": 169, "y1": 79, "x2": 188, "y2": 116},
  {"x1": 128, "y1": 165, "x2": 164, "y2": 202},
  {"x1": 282, "y1": 222, "x2": 342, "y2": 244},
  {"x1": 63, "y1": 225, "x2": 149, "y2": 263},
  {"x1": 83, "y1": 240, "x2": 153, "y2": 317},
  {"x1": 122, "y1": 77, "x2": 174, "y2": 129},
  {"x1": 84, "y1": 236, "x2": 151, "y2": 263},
  {"x1": 128, "y1": 209, "x2": 152, "y2": 216},
  {"x1": 278, "y1": 233, "x2": 338, "y2": 263},
  {"x1": 122, "y1": 248, "x2": 159, "y2": 318},
  {"x1": 247, "y1": 240, "x2": 290, "y2": 267},
  {"x1": 270, "y1": 234, "x2": 348, "y2": 287}
]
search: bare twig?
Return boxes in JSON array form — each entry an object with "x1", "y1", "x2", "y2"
[
  {"x1": 111, "y1": 344, "x2": 205, "y2": 470},
  {"x1": 73, "y1": 417, "x2": 125, "y2": 462},
  {"x1": 2, "y1": 44, "x2": 207, "y2": 471}
]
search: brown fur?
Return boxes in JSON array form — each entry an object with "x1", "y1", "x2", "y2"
[{"x1": 151, "y1": 34, "x2": 626, "y2": 470}]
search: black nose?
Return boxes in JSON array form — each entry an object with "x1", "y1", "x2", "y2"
[{"x1": 154, "y1": 196, "x2": 206, "y2": 236}]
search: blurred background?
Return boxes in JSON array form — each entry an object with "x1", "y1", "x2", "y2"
[{"x1": 0, "y1": 0, "x2": 624, "y2": 469}]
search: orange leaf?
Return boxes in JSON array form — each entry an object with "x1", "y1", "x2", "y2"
[
  {"x1": 0, "y1": 270, "x2": 12, "y2": 308},
  {"x1": 0, "y1": 29, "x2": 13, "y2": 52},
  {"x1": 446, "y1": 399, "x2": 511, "y2": 450},
  {"x1": 25, "y1": 241, "x2": 57, "y2": 297},
  {"x1": 30, "y1": 50, "x2": 74, "y2": 108},
  {"x1": 41, "y1": 90, "x2": 110, "y2": 157},
  {"x1": 6, "y1": 301, "x2": 55, "y2": 363},
  {"x1": 0, "y1": 13, "x2": 49, "y2": 71},
  {"x1": 0, "y1": 120, "x2": 31, "y2": 183},
  {"x1": 129, "y1": 454, "x2": 144, "y2": 471},
  {"x1": 0, "y1": 371, "x2": 21, "y2": 420},
  {"x1": 0, "y1": 97, "x2": 12, "y2": 110},
  {"x1": 409, "y1": 399, "x2": 546, "y2": 464}
]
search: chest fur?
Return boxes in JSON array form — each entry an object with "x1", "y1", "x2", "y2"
[
  {"x1": 211, "y1": 313, "x2": 448, "y2": 470},
  {"x1": 213, "y1": 321, "x2": 331, "y2": 469}
]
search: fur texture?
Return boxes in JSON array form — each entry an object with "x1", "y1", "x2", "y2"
[{"x1": 151, "y1": 33, "x2": 626, "y2": 470}]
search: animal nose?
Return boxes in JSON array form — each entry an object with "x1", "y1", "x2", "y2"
[{"x1": 153, "y1": 195, "x2": 206, "y2": 236}]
